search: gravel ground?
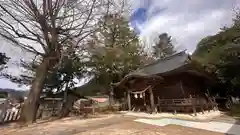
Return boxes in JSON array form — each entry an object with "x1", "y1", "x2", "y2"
[
  {"x1": 123, "y1": 110, "x2": 222, "y2": 121},
  {"x1": 78, "y1": 121, "x2": 224, "y2": 135},
  {"x1": 0, "y1": 114, "x2": 227, "y2": 135}
]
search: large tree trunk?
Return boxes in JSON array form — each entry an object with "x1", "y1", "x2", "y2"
[
  {"x1": 20, "y1": 57, "x2": 49, "y2": 124},
  {"x1": 59, "y1": 94, "x2": 79, "y2": 118}
]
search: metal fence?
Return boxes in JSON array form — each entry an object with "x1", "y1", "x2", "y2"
[
  {"x1": 0, "y1": 108, "x2": 20, "y2": 123},
  {"x1": 0, "y1": 100, "x2": 21, "y2": 124}
]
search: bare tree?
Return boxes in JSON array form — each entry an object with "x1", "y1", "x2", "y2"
[{"x1": 0, "y1": 0, "x2": 112, "y2": 123}]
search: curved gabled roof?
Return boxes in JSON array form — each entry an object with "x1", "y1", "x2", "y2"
[
  {"x1": 113, "y1": 50, "x2": 217, "y2": 88},
  {"x1": 112, "y1": 51, "x2": 190, "y2": 88},
  {"x1": 137, "y1": 50, "x2": 191, "y2": 75},
  {"x1": 112, "y1": 72, "x2": 163, "y2": 87}
]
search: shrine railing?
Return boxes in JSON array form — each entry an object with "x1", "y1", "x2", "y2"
[{"x1": 157, "y1": 97, "x2": 218, "y2": 114}]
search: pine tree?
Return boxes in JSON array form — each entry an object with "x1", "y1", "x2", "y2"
[
  {"x1": 0, "y1": 52, "x2": 9, "y2": 71},
  {"x1": 153, "y1": 33, "x2": 176, "y2": 59}
]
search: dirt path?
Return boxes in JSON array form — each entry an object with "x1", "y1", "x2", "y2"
[
  {"x1": 0, "y1": 114, "x2": 225, "y2": 135},
  {"x1": 78, "y1": 120, "x2": 224, "y2": 135},
  {"x1": 1, "y1": 114, "x2": 133, "y2": 135}
]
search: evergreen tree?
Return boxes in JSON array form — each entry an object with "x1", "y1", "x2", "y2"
[
  {"x1": 153, "y1": 33, "x2": 176, "y2": 59},
  {"x1": 0, "y1": 52, "x2": 9, "y2": 71},
  {"x1": 193, "y1": 9, "x2": 240, "y2": 93}
]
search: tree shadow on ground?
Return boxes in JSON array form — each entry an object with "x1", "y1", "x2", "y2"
[
  {"x1": 226, "y1": 117, "x2": 240, "y2": 135},
  {"x1": 218, "y1": 109, "x2": 240, "y2": 135}
]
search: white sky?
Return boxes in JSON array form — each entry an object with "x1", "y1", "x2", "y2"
[
  {"x1": 0, "y1": 0, "x2": 239, "y2": 90},
  {"x1": 132, "y1": 0, "x2": 239, "y2": 53}
]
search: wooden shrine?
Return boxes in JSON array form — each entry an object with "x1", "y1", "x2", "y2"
[{"x1": 113, "y1": 51, "x2": 218, "y2": 115}]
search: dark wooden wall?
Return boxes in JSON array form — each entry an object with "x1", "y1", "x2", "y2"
[
  {"x1": 154, "y1": 73, "x2": 206, "y2": 99},
  {"x1": 113, "y1": 72, "x2": 210, "y2": 108}
]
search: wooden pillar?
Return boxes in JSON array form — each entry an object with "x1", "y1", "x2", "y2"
[
  {"x1": 127, "y1": 91, "x2": 131, "y2": 111},
  {"x1": 200, "y1": 99, "x2": 204, "y2": 114},
  {"x1": 207, "y1": 94, "x2": 214, "y2": 111},
  {"x1": 212, "y1": 97, "x2": 218, "y2": 111},
  {"x1": 109, "y1": 86, "x2": 114, "y2": 106},
  {"x1": 92, "y1": 101, "x2": 95, "y2": 115},
  {"x1": 158, "y1": 97, "x2": 161, "y2": 112},
  {"x1": 149, "y1": 87, "x2": 155, "y2": 113},
  {"x1": 0, "y1": 99, "x2": 9, "y2": 122},
  {"x1": 123, "y1": 92, "x2": 127, "y2": 110},
  {"x1": 190, "y1": 95, "x2": 197, "y2": 116},
  {"x1": 180, "y1": 81, "x2": 185, "y2": 98}
]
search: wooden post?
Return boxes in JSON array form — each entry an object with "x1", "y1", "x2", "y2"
[
  {"x1": 0, "y1": 99, "x2": 9, "y2": 123},
  {"x1": 158, "y1": 97, "x2": 161, "y2": 113},
  {"x1": 200, "y1": 99, "x2": 204, "y2": 114},
  {"x1": 208, "y1": 96, "x2": 214, "y2": 111},
  {"x1": 109, "y1": 86, "x2": 114, "y2": 106},
  {"x1": 63, "y1": 83, "x2": 69, "y2": 104},
  {"x1": 180, "y1": 81, "x2": 185, "y2": 98},
  {"x1": 124, "y1": 92, "x2": 127, "y2": 110},
  {"x1": 52, "y1": 99, "x2": 55, "y2": 116},
  {"x1": 212, "y1": 97, "x2": 218, "y2": 111},
  {"x1": 143, "y1": 92, "x2": 147, "y2": 112},
  {"x1": 92, "y1": 101, "x2": 95, "y2": 115},
  {"x1": 127, "y1": 91, "x2": 131, "y2": 111},
  {"x1": 149, "y1": 87, "x2": 155, "y2": 113},
  {"x1": 190, "y1": 95, "x2": 197, "y2": 116}
]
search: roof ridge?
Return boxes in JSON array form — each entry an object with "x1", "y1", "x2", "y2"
[
  {"x1": 144, "y1": 50, "x2": 188, "y2": 67},
  {"x1": 159, "y1": 50, "x2": 188, "y2": 61}
]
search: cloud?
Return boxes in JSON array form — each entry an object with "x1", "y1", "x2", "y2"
[
  {"x1": 0, "y1": 38, "x2": 33, "y2": 90},
  {"x1": 131, "y1": 0, "x2": 238, "y2": 53},
  {"x1": 0, "y1": 0, "x2": 239, "y2": 89}
]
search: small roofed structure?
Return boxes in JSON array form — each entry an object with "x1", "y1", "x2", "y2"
[
  {"x1": 112, "y1": 72, "x2": 163, "y2": 113},
  {"x1": 113, "y1": 51, "x2": 217, "y2": 115},
  {"x1": 38, "y1": 90, "x2": 89, "y2": 118}
]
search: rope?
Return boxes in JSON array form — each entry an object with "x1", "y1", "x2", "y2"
[{"x1": 130, "y1": 86, "x2": 151, "y2": 94}]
